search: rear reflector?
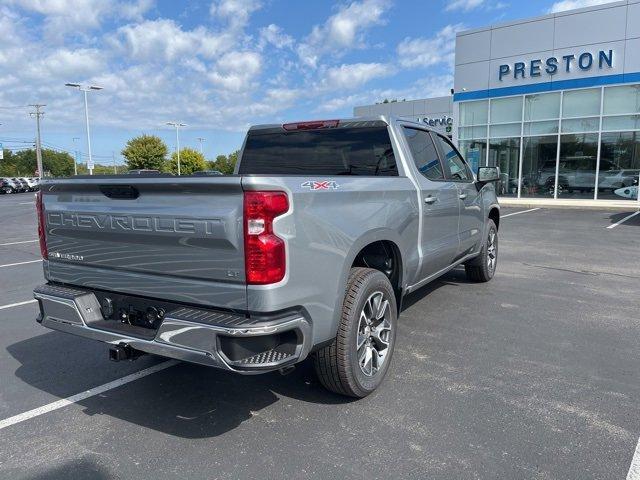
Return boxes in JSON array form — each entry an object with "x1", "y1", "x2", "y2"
[
  {"x1": 282, "y1": 120, "x2": 339, "y2": 131},
  {"x1": 243, "y1": 191, "x2": 289, "y2": 285},
  {"x1": 35, "y1": 191, "x2": 48, "y2": 259}
]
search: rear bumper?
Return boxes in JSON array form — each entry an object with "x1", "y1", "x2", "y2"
[{"x1": 34, "y1": 283, "x2": 312, "y2": 374}]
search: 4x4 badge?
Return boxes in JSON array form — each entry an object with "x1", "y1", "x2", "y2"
[{"x1": 301, "y1": 180, "x2": 339, "y2": 190}]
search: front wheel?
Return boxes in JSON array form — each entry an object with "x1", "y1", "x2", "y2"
[
  {"x1": 313, "y1": 267, "x2": 397, "y2": 398},
  {"x1": 465, "y1": 219, "x2": 498, "y2": 282}
]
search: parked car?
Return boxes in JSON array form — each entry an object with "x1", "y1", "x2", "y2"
[
  {"x1": 0, "y1": 178, "x2": 15, "y2": 194},
  {"x1": 11, "y1": 178, "x2": 28, "y2": 192},
  {"x1": 598, "y1": 169, "x2": 640, "y2": 191},
  {"x1": 33, "y1": 116, "x2": 500, "y2": 397},
  {"x1": 126, "y1": 169, "x2": 161, "y2": 174},
  {"x1": 193, "y1": 170, "x2": 223, "y2": 176},
  {"x1": 21, "y1": 177, "x2": 38, "y2": 191}
]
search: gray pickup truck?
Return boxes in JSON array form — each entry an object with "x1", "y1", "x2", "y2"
[{"x1": 33, "y1": 117, "x2": 500, "y2": 397}]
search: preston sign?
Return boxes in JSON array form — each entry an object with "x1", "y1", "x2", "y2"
[{"x1": 499, "y1": 49, "x2": 614, "y2": 81}]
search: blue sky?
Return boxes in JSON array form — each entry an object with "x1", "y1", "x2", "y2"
[{"x1": 0, "y1": 0, "x2": 612, "y2": 165}]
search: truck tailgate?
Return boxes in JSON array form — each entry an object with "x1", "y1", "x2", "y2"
[{"x1": 41, "y1": 176, "x2": 246, "y2": 310}]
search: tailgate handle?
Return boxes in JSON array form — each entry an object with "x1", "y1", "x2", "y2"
[{"x1": 99, "y1": 185, "x2": 139, "y2": 200}]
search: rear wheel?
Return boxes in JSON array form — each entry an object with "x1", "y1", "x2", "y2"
[
  {"x1": 313, "y1": 267, "x2": 397, "y2": 398},
  {"x1": 465, "y1": 219, "x2": 498, "y2": 282}
]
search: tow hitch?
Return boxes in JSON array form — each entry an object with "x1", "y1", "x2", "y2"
[{"x1": 109, "y1": 344, "x2": 144, "y2": 362}]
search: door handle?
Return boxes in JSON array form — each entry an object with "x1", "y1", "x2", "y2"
[
  {"x1": 458, "y1": 193, "x2": 467, "y2": 200},
  {"x1": 424, "y1": 196, "x2": 437, "y2": 204}
]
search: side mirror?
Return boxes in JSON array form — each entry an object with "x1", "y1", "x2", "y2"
[{"x1": 477, "y1": 166, "x2": 500, "y2": 184}]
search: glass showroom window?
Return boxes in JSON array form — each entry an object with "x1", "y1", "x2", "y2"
[
  {"x1": 488, "y1": 97, "x2": 522, "y2": 197},
  {"x1": 554, "y1": 89, "x2": 602, "y2": 199},
  {"x1": 458, "y1": 100, "x2": 488, "y2": 170},
  {"x1": 521, "y1": 135, "x2": 559, "y2": 197},
  {"x1": 557, "y1": 133, "x2": 599, "y2": 199},
  {"x1": 598, "y1": 84, "x2": 640, "y2": 198},
  {"x1": 520, "y1": 92, "x2": 561, "y2": 198},
  {"x1": 598, "y1": 132, "x2": 640, "y2": 199},
  {"x1": 489, "y1": 138, "x2": 519, "y2": 196}
]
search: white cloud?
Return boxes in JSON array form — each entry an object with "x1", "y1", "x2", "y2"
[
  {"x1": 210, "y1": 0, "x2": 262, "y2": 29},
  {"x1": 208, "y1": 51, "x2": 262, "y2": 92},
  {"x1": 445, "y1": 0, "x2": 485, "y2": 11},
  {"x1": 6, "y1": 0, "x2": 155, "y2": 40},
  {"x1": 111, "y1": 19, "x2": 233, "y2": 62},
  {"x1": 547, "y1": 0, "x2": 614, "y2": 13},
  {"x1": 41, "y1": 48, "x2": 104, "y2": 77},
  {"x1": 321, "y1": 63, "x2": 392, "y2": 90},
  {"x1": 397, "y1": 23, "x2": 464, "y2": 69},
  {"x1": 316, "y1": 74, "x2": 455, "y2": 114},
  {"x1": 259, "y1": 24, "x2": 294, "y2": 49},
  {"x1": 297, "y1": 0, "x2": 391, "y2": 67}
]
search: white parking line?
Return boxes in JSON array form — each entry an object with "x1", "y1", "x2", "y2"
[
  {"x1": 0, "y1": 299, "x2": 37, "y2": 310},
  {"x1": 607, "y1": 211, "x2": 640, "y2": 229},
  {"x1": 0, "y1": 360, "x2": 179, "y2": 431},
  {"x1": 0, "y1": 259, "x2": 42, "y2": 268},
  {"x1": 501, "y1": 208, "x2": 541, "y2": 218},
  {"x1": 0, "y1": 239, "x2": 38, "y2": 246},
  {"x1": 627, "y1": 436, "x2": 640, "y2": 480}
]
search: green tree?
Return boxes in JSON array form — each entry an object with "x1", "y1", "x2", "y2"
[
  {"x1": 121, "y1": 134, "x2": 168, "y2": 171},
  {"x1": 209, "y1": 150, "x2": 239, "y2": 174},
  {"x1": 0, "y1": 149, "x2": 18, "y2": 176},
  {"x1": 167, "y1": 147, "x2": 207, "y2": 175},
  {"x1": 2, "y1": 148, "x2": 74, "y2": 177}
]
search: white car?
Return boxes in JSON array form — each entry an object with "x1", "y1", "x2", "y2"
[{"x1": 598, "y1": 169, "x2": 639, "y2": 191}]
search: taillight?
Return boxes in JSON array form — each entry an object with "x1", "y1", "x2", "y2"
[
  {"x1": 36, "y1": 191, "x2": 48, "y2": 259},
  {"x1": 243, "y1": 191, "x2": 289, "y2": 285}
]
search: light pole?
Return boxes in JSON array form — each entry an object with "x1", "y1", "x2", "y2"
[
  {"x1": 65, "y1": 83, "x2": 103, "y2": 175},
  {"x1": 166, "y1": 122, "x2": 187, "y2": 175},
  {"x1": 197, "y1": 137, "x2": 205, "y2": 154},
  {"x1": 72, "y1": 137, "x2": 80, "y2": 175}
]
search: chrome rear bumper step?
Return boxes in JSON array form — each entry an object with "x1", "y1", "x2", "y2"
[{"x1": 34, "y1": 283, "x2": 312, "y2": 374}]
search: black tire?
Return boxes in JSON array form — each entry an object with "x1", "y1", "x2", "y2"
[
  {"x1": 313, "y1": 267, "x2": 397, "y2": 398},
  {"x1": 465, "y1": 219, "x2": 498, "y2": 282}
]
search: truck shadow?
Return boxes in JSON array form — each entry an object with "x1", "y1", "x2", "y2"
[
  {"x1": 6, "y1": 332, "x2": 352, "y2": 440},
  {"x1": 7, "y1": 270, "x2": 460, "y2": 440},
  {"x1": 401, "y1": 267, "x2": 471, "y2": 312}
]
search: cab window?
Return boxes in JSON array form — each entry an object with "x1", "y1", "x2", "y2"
[
  {"x1": 402, "y1": 127, "x2": 445, "y2": 181},
  {"x1": 435, "y1": 134, "x2": 473, "y2": 182}
]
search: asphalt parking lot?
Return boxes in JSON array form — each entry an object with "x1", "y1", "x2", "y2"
[{"x1": 0, "y1": 192, "x2": 638, "y2": 479}]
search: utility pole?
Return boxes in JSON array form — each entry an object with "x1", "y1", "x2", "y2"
[
  {"x1": 112, "y1": 151, "x2": 117, "y2": 174},
  {"x1": 166, "y1": 122, "x2": 187, "y2": 175},
  {"x1": 197, "y1": 137, "x2": 205, "y2": 154},
  {"x1": 29, "y1": 104, "x2": 45, "y2": 179}
]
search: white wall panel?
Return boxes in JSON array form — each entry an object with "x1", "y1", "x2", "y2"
[
  {"x1": 490, "y1": 19, "x2": 555, "y2": 59},
  {"x1": 554, "y1": 5, "x2": 626, "y2": 48},
  {"x1": 456, "y1": 30, "x2": 491, "y2": 65},
  {"x1": 455, "y1": 61, "x2": 490, "y2": 93}
]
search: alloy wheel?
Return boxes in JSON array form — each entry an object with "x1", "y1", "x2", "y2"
[{"x1": 356, "y1": 291, "x2": 392, "y2": 377}]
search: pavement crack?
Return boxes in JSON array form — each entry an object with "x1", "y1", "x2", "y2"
[{"x1": 521, "y1": 262, "x2": 640, "y2": 279}]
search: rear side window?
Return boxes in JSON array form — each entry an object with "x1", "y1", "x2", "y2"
[
  {"x1": 239, "y1": 127, "x2": 398, "y2": 176},
  {"x1": 402, "y1": 127, "x2": 445, "y2": 181}
]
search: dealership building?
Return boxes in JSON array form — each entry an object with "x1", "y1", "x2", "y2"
[{"x1": 354, "y1": 1, "x2": 640, "y2": 202}]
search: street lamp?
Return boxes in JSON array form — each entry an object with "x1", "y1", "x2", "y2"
[
  {"x1": 166, "y1": 122, "x2": 187, "y2": 175},
  {"x1": 65, "y1": 83, "x2": 103, "y2": 175},
  {"x1": 72, "y1": 137, "x2": 80, "y2": 175}
]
